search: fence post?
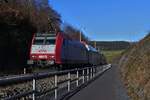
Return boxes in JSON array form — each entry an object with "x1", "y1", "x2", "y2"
[
  {"x1": 54, "y1": 75, "x2": 57, "y2": 100},
  {"x1": 76, "y1": 70, "x2": 79, "y2": 87},
  {"x1": 82, "y1": 69, "x2": 85, "y2": 84},
  {"x1": 24, "y1": 68, "x2": 26, "y2": 74},
  {"x1": 32, "y1": 78, "x2": 36, "y2": 100},
  {"x1": 90, "y1": 68, "x2": 93, "y2": 78},
  {"x1": 93, "y1": 67, "x2": 95, "y2": 77},
  {"x1": 68, "y1": 72, "x2": 71, "y2": 92},
  {"x1": 87, "y1": 68, "x2": 89, "y2": 81}
]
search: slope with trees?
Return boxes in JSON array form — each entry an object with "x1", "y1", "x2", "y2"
[
  {"x1": 0, "y1": 0, "x2": 91, "y2": 71},
  {"x1": 0, "y1": 0, "x2": 61, "y2": 69}
]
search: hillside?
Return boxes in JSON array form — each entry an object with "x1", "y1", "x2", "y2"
[
  {"x1": 90, "y1": 41, "x2": 131, "y2": 51},
  {"x1": 119, "y1": 34, "x2": 150, "y2": 100},
  {"x1": 0, "y1": 1, "x2": 88, "y2": 70},
  {"x1": 89, "y1": 41, "x2": 131, "y2": 63},
  {"x1": 0, "y1": 0, "x2": 61, "y2": 69}
]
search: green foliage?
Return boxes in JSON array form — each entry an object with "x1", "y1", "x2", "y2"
[{"x1": 102, "y1": 50, "x2": 124, "y2": 63}]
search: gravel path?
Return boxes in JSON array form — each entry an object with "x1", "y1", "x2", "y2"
[{"x1": 70, "y1": 65, "x2": 130, "y2": 100}]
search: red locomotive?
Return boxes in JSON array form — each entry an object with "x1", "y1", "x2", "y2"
[{"x1": 27, "y1": 32, "x2": 106, "y2": 68}]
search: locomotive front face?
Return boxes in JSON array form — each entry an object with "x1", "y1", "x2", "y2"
[{"x1": 28, "y1": 34, "x2": 56, "y2": 66}]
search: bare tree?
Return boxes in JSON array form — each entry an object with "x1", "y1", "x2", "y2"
[
  {"x1": 63, "y1": 24, "x2": 89, "y2": 42},
  {"x1": 0, "y1": 0, "x2": 61, "y2": 68}
]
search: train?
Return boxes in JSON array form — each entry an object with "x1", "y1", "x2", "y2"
[{"x1": 27, "y1": 32, "x2": 107, "y2": 69}]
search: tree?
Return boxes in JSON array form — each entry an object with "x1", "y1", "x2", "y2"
[
  {"x1": 0, "y1": 0, "x2": 61, "y2": 69},
  {"x1": 63, "y1": 24, "x2": 89, "y2": 42}
]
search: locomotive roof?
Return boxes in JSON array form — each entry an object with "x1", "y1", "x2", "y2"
[
  {"x1": 59, "y1": 32, "x2": 72, "y2": 40},
  {"x1": 35, "y1": 33, "x2": 56, "y2": 37},
  {"x1": 35, "y1": 37, "x2": 56, "y2": 40}
]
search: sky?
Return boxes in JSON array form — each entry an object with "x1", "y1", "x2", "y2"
[{"x1": 49, "y1": 0, "x2": 150, "y2": 41}]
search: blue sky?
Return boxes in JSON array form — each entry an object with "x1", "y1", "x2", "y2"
[{"x1": 49, "y1": 0, "x2": 150, "y2": 41}]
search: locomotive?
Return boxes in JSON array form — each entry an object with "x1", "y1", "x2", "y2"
[{"x1": 27, "y1": 32, "x2": 106, "y2": 68}]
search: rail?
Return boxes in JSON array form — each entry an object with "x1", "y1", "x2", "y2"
[{"x1": 0, "y1": 64, "x2": 111, "y2": 100}]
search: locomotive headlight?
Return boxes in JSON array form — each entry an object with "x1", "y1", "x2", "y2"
[
  {"x1": 32, "y1": 55, "x2": 36, "y2": 58},
  {"x1": 39, "y1": 55, "x2": 47, "y2": 59}
]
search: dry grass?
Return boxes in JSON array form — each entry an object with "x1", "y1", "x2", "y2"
[{"x1": 119, "y1": 34, "x2": 150, "y2": 100}]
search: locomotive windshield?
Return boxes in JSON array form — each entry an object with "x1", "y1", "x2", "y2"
[
  {"x1": 31, "y1": 34, "x2": 56, "y2": 56},
  {"x1": 33, "y1": 37, "x2": 56, "y2": 45},
  {"x1": 33, "y1": 39, "x2": 44, "y2": 45},
  {"x1": 45, "y1": 39, "x2": 55, "y2": 45}
]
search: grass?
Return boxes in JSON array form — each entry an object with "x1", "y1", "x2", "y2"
[
  {"x1": 119, "y1": 34, "x2": 150, "y2": 100},
  {"x1": 102, "y1": 50, "x2": 124, "y2": 63}
]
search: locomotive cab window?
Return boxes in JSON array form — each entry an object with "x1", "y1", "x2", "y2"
[
  {"x1": 45, "y1": 39, "x2": 56, "y2": 45},
  {"x1": 33, "y1": 39, "x2": 44, "y2": 45}
]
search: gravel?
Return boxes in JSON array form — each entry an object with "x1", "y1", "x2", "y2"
[{"x1": 0, "y1": 74, "x2": 76, "y2": 99}]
